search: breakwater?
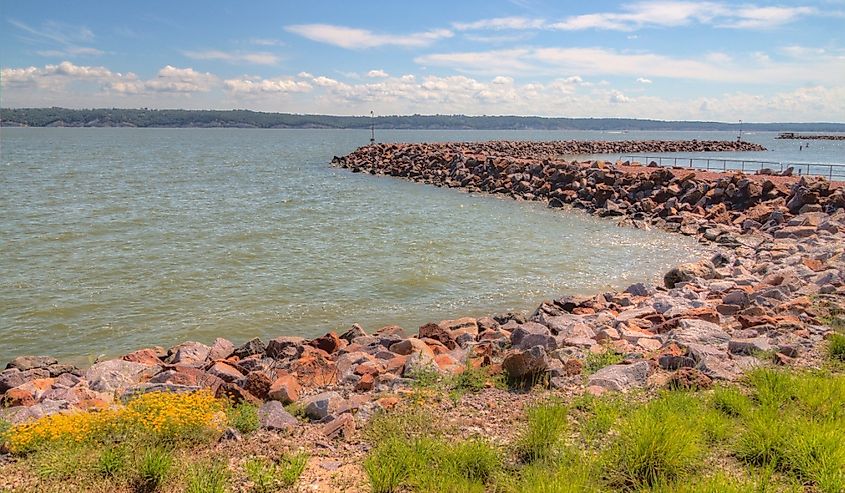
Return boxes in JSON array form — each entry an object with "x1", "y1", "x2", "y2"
[
  {"x1": 777, "y1": 133, "x2": 845, "y2": 140},
  {"x1": 2, "y1": 140, "x2": 843, "y2": 439}
]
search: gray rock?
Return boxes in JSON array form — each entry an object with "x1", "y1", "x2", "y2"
[
  {"x1": 668, "y1": 319, "x2": 730, "y2": 348},
  {"x1": 728, "y1": 338, "x2": 773, "y2": 355},
  {"x1": 266, "y1": 336, "x2": 305, "y2": 360},
  {"x1": 167, "y1": 341, "x2": 211, "y2": 365},
  {"x1": 587, "y1": 361, "x2": 650, "y2": 391},
  {"x1": 0, "y1": 368, "x2": 49, "y2": 393},
  {"x1": 402, "y1": 351, "x2": 440, "y2": 377},
  {"x1": 511, "y1": 323, "x2": 556, "y2": 350},
  {"x1": 625, "y1": 282, "x2": 654, "y2": 297},
  {"x1": 302, "y1": 391, "x2": 344, "y2": 421},
  {"x1": 85, "y1": 359, "x2": 152, "y2": 393},
  {"x1": 664, "y1": 260, "x2": 715, "y2": 288},
  {"x1": 231, "y1": 338, "x2": 265, "y2": 359},
  {"x1": 6, "y1": 355, "x2": 58, "y2": 371},
  {"x1": 208, "y1": 337, "x2": 235, "y2": 360},
  {"x1": 258, "y1": 400, "x2": 298, "y2": 431}
]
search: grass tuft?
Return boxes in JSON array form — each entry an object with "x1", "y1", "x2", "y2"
[
  {"x1": 582, "y1": 348, "x2": 624, "y2": 375},
  {"x1": 827, "y1": 333, "x2": 845, "y2": 363},
  {"x1": 244, "y1": 452, "x2": 308, "y2": 492},
  {"x1": 136, "y1": 446, "x2": 173, "y2": 492},
  {"x1": 226, "y1": 401, "x2": 260, "y2": 434},
  {"x1": 185, "y1": 458, "x2": 230, "y2": 493},
  {"x1": 516, "y1": 401, "x2": 569, "y2": 464}
]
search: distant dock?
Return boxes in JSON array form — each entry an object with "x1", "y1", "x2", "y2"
[{"x1": 777, "y1": 132, "x2": 845, "y2": 140}]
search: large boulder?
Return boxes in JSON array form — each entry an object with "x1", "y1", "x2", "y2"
[
  {"x1": 511, "y1": 323, "x2": 556, "y2": 350},
  {"x1": 6, "y1": 356, "x2": 58, "y2": 371},
  {"x1": 302, "y1": 391, "x2": 344, "y2": 421},
  {"x1": 502, "y1": 346, "x2": 548, "y2": 381},
  {"x1": 167, "y1": 341, "x2": 211, "y2": 365},
  {"x1": 587, "y1": 361, "x2": 650, "y2": 392},
  {"x1": 266, "y1": 336, "x2": 306, "y2": 360},
  {"x1": 85, "y1": 360, "x2": 153, "y2": 393}
]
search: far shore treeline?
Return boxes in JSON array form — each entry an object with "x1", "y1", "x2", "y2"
[{"x1": 2, "y1": 107, "x2": 845, "y2": 132}]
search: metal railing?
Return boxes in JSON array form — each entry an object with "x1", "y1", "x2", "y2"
[{"x1": 620, "y1": 155, "x2": 845, "y2": 181}]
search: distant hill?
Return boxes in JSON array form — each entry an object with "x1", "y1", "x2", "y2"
[{"x1": 2, "y1": 107, "x2": 844, "y2": 132}]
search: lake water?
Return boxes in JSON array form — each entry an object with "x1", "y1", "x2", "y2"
[{"x1": 6, "y1": 128, "x2": 824, "y2": 363}]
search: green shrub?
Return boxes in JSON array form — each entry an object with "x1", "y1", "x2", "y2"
[
  {"x1": 137, "y1": 447, "x2": 173, "y2": 492},
  {"x1": 226, "y1": 402, "x2": 259, "y2": 434},
  {"x1": 185, "y1": 459, "x2": 230, "y2": 493},
  {"x1": 516, "y1": 401, "x2": 569, "y2": 463}
]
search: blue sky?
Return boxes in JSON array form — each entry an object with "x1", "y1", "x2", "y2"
[{"x1": 2, "y1": 0, "x2": 844, "y2": 121}]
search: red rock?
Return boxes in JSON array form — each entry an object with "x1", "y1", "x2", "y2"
[
  {"x1": 353, "y1": 361, "x2": 383, "y2": 377},
  {"x1": 3, "y1": 388, "x2": 35, "y2": 407},
  {"x1": 207, "y1": 361, "x2": 245, "y2": 383},
  {"x1": 243, "y1": 371, "x2": 272, "y2": 400},
  {"x1": 290, "y1": 355, "x2": 337, "y2": 387},
  {"x1": 121, "y1": 348, "x2": 162, "y2": 366},
  {"x1": 355, "y1": 373, "x2": 375, "y2": 392},
  {"x1": 562, "y1": 359, "x2": 583, "y2": 376},
  {"x1": 434, "y1": 354, "x2": 462, "y2": 374},
  {"x1": 438, "y1": 317, "x2": 478, "y2": 337},
  {"x1": 310, "y1": 332, "x2": 343, "y2": 354},
  {"x1": 802, "y1": 258, "x2": 824, "y2": 272},
  {"x1": 385, "y1": 356, "x2": 407, "y2": 374},
  {"x1": 389, "y1": 338, "x2": 435, "y2": 357},
  {"x1": 418, "y1": 323, "x2": 456, "y2": 349},
  {"x1": 376, "y1": 396, "x2": 400, "y2": 409},
  {"x1": 322, "y1": 413, "x2": 355, "y2": 439},
  {"x1": 680, "y1": 307, "x2": 720, "y2": 324},
  {"x1": 375, "y1": 325, "x2": 407, "y2": 337},
  {"x1": 216, "y1": 383, "x2": 261, "y2": 406},
  {"x1": 268, "y1": 374, "x2": 301, "y2": 404}
]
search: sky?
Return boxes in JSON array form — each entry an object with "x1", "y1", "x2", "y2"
[{"x1": 1, "y1": 0, "x2": 844, "y2": 122}]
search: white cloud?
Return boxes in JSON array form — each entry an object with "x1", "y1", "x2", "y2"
[
  {"x1": 284, "y1": 24, "x2": 453, "y2": 49},
  {"x1": 636, "y1": 77, "x2": 652, "y2": 84},
  {"x1": 367, "y1": 69, "x2": 389, "y2": 78},
  {"x1": 416, "y1": 46, "x2": 845, "y2": 85},
  {"x1": 249, "y1": 38, "x2": 284, "y2": 47},
  {"x1": 458, "y1": 2, "x2": 818, "y2": 33},
  {"x1": 183, "y1": 50, "x2": 281, "y2": 65},
  {"x1": 144, "y1": 66, "x2": 216, "y2": 93},
  {"x1": 453, "y1": 16, "x2": 546, "y2": 30},
  {"x1": 223, "y1": 77, "x2": 312, "y2": 94},
  {"x1": 609, "y1": 90, "x2": 631, "y2": 103},
  {"x1": 9, "y1": 19, "x2": 103, "y2": 58}
]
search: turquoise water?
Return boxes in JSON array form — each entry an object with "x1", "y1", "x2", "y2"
[{"x1": 0, "y1": 128, "x2": 716, "y2": 362}]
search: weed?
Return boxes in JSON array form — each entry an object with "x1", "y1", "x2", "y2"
[
  {"x1": 185, "y1": 459, "x2": 230, "y2": 493},
  {"x1": 226, "y1": 402, "x2": 259, "y2": 434},
  {"x1": 449, "y1": 365, "x2": 489, "y2": 397},
  {"x1": 516, "y1": 401, "x2": 569, "y2": 463},
  {"x1": 277, "y1": 452, "x2": 309, "y2": 487},
  {"x1": 582, "y1": 349, "x2": 624, "y2": 375},
  {"x1": 137, "y1": 447, "x2": 173, "y2": 492},
  {"x1": 284, "y1": 401, "x2": 307, "y2": 420}
]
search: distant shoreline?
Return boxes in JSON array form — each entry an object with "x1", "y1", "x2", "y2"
[{"x1": 2, "y1": 107, "x2": 845, "y2": 132}]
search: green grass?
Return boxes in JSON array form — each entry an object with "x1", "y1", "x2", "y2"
[
  {"x1": 185, "y1": 459, "x2": 230, "y2": 493},
  {"x1": 515, "y1": 401, "x2": 569, "y2": 464},
  {"x1": 96, "y1": 445, "x2": 128, "y2": 479},
  {"x1": 582, "y1": 349, "x2": 624, "y2": 375},
  {"x1": 604, "y1": 392, "x2": 706, "y2": 488},
  {"x1": 571, "y1": 393, "x2": 623, "y2": 444},
  {"x1": 226, "y1": 402, "x2": 260, "y2": 434},
  {"x1": 137, "y1": 446, "x2": 173, "y2": 492},
  {"x1": 828, "y1": 333, "x2": 845, "y2": 363},
  {"x1": 244, "y1": 452, "x2": 308, "y2": 492}
]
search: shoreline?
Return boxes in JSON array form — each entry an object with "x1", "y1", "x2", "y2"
[{"x1": 2, "y1": 139, "x2": 844, "y2": 425}]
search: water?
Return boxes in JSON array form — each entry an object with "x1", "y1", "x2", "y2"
[{"x1": 0, "y1": 127, "x2": 780, "y2": 364}]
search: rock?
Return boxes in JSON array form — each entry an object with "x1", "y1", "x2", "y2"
[
  {"x1": 220, "y1": 427, "x2": 242, "y2": 442},
  {"x1": 206, "y1": 361, "x2": 243, "y2": 383},
  {"x1": 257, "y1": 401, "x2": 298, "y2": 431},
  {"x1": 511, "y1": 323, "x2": 556, "y2": 350},
  {"x1": 290, "y1": 355, "x2": 337, "y2": 387},
  {"x1": 0, "y1": 368, "x2": 49, "y2": 394},
  {"x1": 322, "y1": 413, "x2": 355, "y2": 439},
  {"x1": 402, "y1": 351, "x2": 440, "y2": 377},
  {"x1": 728, "y1": 338, "x2": 773, "y2": 356},
  {"x1": 243, "y1": 371, "x2": 272, "y2": 400},
  {"x1": 438, "y1": 317, "x2": 479, "y2": 336},
  {"x1": 231, "y1": 338, "x2": 265, "y2": 359},
  {"x1": 266, "y1": 336, "x2": 306, "y2": 360},
  {"x1": 85, "y1": 360, "x2": 152, "y2": 393},
  {"x1": 6, "y1": 356, "x2": 57, "y2": 371},
  {"x1": 121, "y1": 348, "x2": 162, "y2": 366},
  {"x1": 167, "y1": 341, "x2": 211, "y2": 365},
  {"x1": 664, "y1": 260, "x2": 715, "y2": 288},
  {"x1": 268, "y1": 375, "x2": 301, "y2": 404},
  {"x1": 418, "y1": 323, "x2": 456, "y2": 349},
  {"x1": 668, "y1": 319, "x2": 730, "y2": 348},
  {"x1": 625, "y1": 282, "x2": 653, "y2": 297},
  {"x1": 310, "y1": 332, "x2": 342, "y2": 354},
  {"x1": 666, "y1": 368, "x2": 713, "y2": 390},
  {"x1": 216, "y1": 382, "x2": 261, "y2": 406},
  {"x1": 587, "y1": 361, "x2": 650, "y2": 392},
  {"x1": 149, "y1": 366, "x2": 224, "y2": 392},
  {"x1": 302, "y1": 391, "x2": 344, "y2": 421},
  {"x1": 208, "y1": 338, "x2": 236, "y2": 360},
  {"x1": 339, "y1": 324, "x2": 367, "y2": 343},
  {"x1": 502, "y1": 346, "x2": 548, "y2": 381},
  {"x1": 389, "y1": 338, "x2": 434, "y2": 357}
]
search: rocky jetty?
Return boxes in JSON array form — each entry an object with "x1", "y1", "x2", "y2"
[{"x1": 2, "y1": 139, "x2": 843, "y2": 439}]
